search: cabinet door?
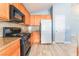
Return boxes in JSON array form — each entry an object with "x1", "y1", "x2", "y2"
[
  {"x1": 11, "y1": 48, "x2": 20, "y2": 56},
  {"x1": 0, "y1": 3, "x2": 9, "y2": 20},
  {"x1": 0, "y1": 39, "x2": 20, "y2": 56},
  {"x1": 30, "y1": 32, "x2": 40, "y2": 45},
  {"x1": 35, "y1": 15, "x2": 41, "y2": 25},
  {"x1": 41, "y1": 15, "x2": 51, "y2": 19},
  {"x1": 30, "y1": 16, "x2": 35, "y2": 25},
  {"x1": 30, "y1": 15, "x2": 41, "y2": 25}
]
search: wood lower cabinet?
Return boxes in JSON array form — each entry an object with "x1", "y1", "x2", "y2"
[
  {"x1": 30, "y1": 31, "x2": 40, "y2": 45},
  {"x1": 11, "y1": 48, "x2": 20, "y2": 56},
  {"x1": 0, "y1": 39, "x2": 20, "y2": 56},
  {"x1": 77, "y1": 48, "x2": 79, "y2": 56}
]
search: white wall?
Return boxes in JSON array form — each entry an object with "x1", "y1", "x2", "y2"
[
  {"x1": 70, "y1": 4, "x2": 79, "y2": 45},
  {"x1": 71, "y1": 4, "x2": 79, "y2": 34},
  {"x1": 53, "y1": 3, "x2": 79, "y2": 45}
]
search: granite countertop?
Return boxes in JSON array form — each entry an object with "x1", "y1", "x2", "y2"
[{"x1": 0, "y1": 37, "x2": 20, "y2": 51}]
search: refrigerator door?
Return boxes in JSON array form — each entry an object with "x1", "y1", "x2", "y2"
[{"x1": 41, "y1": 20, "x2": 52, "y2": 44}]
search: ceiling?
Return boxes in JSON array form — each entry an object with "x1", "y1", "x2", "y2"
[{"x1": 23, "y1": 3, "x2": 53, "y2": 15}]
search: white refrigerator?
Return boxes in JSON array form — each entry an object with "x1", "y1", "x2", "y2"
[{"x1": 41, "y1": 20, "x2": 52, "y2": 44}]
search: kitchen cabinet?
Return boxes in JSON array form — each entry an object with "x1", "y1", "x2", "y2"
[
  {"x1": 0, "y1": 38, "x2": 20, "y2": 56},
  {"x1": 0, "y1": 3, "x2": 30, "y2": 25},
  {"x1": 11, "y1": 3, "x2": 30, "y2": 25},
  {"x1": 30, "y1": 15, "x2": 51, "y2": 26},
  {"x1": 0, "y1": 3, "x2": 9, "y2": 21},
  {"x1": 31, "y1": 15, "x2": 41, "y2": 25},
  {"x1": 30, "y1": 15, "x2": 35, "y2": 25},
  {"x1": 34, "y1": 15, "x2": 41, "y2": 25},
  {"x1": 30, "y1": 31, "x2": 40, "y2": 45},
  {"x1": 41, "y1": 15, "x2": 51, "y2": 19}
]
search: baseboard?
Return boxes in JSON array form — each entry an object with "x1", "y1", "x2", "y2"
[{"x1": 64, "y1": 41, "x2": 71, "y2": 44}]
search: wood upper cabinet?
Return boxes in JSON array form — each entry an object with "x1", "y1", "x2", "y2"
[
  {"x1": 11, "y1": 3, "x2": 30, "y2": 25},
  {"x1": 30, "y1": 15, "x2": 35, "y2": 25},
  {"x1": 35, "y1": 15, "x2": 41, "y2": 25},
  {"x1": 41, "y1": 15, "x2": 51, "y2": 19},
  {"x1": 0, "y1": 3, "x2": 9, "y2": 21},
  {"x1": 0, "y1": 3, "x2": 30, "y2": 25},
  {"x1": 30, "y1": 15, "x2": 41, "y2": 25},
  {"x1": 30, "y1": 15, "x2": 51, "y2": 26}
]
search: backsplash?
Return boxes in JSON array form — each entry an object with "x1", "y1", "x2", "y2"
[
  {"x1": 0, "y1": 21, "x2": 40, "y2": 37},
  {"x1": 29, "y1": 26, "x2": 40, "y2": 32},
  {"x1": 0, "y1": 21, "x2": 28, "y2": 37}
]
